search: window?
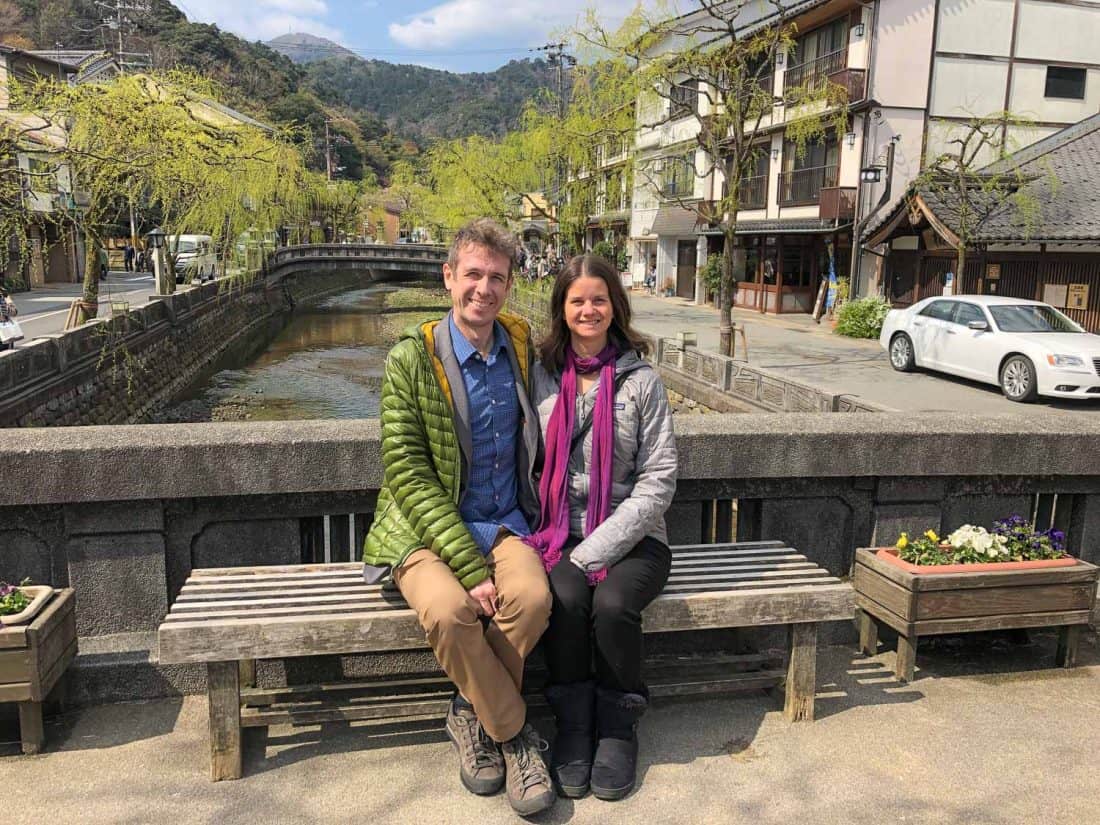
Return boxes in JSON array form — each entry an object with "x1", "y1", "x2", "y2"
[
  {"x1": 919, "y1": 300, "x2": 956, "y2": 321},
  {"x1": 952, "y1": 302, "x2": 987, "y2": 327},
  {"x1": 24, "y1": 156, "x2": 57, "y2": 194},
  {"x1": 989, "y1": 304, "x2": 1084, "y2": 333},
  {"x1": 1045, "y1": 66, "x2": 1086, "y2": 100},
  {"x1": 669, "y1": 79, "x2": 699, "y2": 120},
  {"x1": 662, "y1": 152, "x2": 695, "y2": 197}
]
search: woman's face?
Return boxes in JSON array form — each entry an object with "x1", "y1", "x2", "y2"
[{"x1": 564, "y1": 274, "x2": 613, "y2": 351}]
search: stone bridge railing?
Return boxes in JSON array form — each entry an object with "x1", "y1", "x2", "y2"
[
  {"x1": 3, "y1": 413, "x2": 1099, "y2": 704},
  {"x1": 268, "y1": 243, "x2": 447, "y2": 280}
]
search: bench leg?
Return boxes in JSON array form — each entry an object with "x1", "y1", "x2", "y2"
[
  {"x1": 784, "y1": 622, "x2": 817, "y2": 722},
  {"x1": 207, "y1": 662, "x2": 242, "y2": 781},
  {"x1": 1056, "y1": 625, "x2": 1081, "y2": 668},
  {"x1": 856, "y1": 608, "x2": 879, "y2": 657},
  {"x1": 18, "y1": 701, "x2": 44, "y2": 755},
  {"x1": 895, "y1": 634, "x2": 917, "y2": 683}
]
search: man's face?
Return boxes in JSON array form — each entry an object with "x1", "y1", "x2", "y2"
[{"x1": 443, "y1": 242, "x2": 513, "y2": 336}]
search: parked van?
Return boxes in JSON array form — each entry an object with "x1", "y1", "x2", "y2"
[{"x1": 169, "y1": 235, "x2": 218, "y2": 283}]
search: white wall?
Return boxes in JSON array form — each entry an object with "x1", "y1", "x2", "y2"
[
  {"x1": 1016, "y1": 0, "x2": 1100, "y2": 64},
  {"x1": 871, "y1": 0, "x2": 937, "y2": 108},
  {"x1": 929, "y1": 57, "x2": 1010, "y2": 118},
  {"x1": 936, "y1": 0, "x2": 1015, "y2": 55}
]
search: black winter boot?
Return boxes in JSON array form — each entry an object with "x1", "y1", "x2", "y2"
[
  {"x1": 544, "y1": 681, "x2": 596, "y2": 798},
  {"x1": 591, "y1": 687, "x2": 648, "y2": 801}
]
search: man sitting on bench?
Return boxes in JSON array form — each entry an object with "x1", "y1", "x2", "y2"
[{"x1": 362, "y1": 218, "x2": 555, "y2": 817}]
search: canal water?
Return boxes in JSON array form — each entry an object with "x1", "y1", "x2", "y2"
[{"x1": 157, "y1": 284, "x2": 450, "y2": 422}]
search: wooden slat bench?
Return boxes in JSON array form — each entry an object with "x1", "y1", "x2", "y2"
[{"x1": 157, "y1": 540, "x2": 854, "y2": 780}]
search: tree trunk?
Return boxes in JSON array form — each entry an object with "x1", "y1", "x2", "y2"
[
  {"x1": 718, "y1": 215, "x2": 739, "y2": 357},
  {"x1": 77, "y1": 229, "x2": 100, "y2": 325}
]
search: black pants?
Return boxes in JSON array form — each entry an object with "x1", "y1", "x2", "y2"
[{"x1": 543, "y1": 536, "x2": 671, "y2": 694}]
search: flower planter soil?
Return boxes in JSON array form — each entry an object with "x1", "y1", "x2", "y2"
[{"x1": 876, "y1": 547, "x2": 1079, "y2": 575}]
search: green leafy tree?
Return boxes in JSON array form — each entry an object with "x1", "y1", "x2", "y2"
[{"x1": 21, "y1": 71, "x2": 313, "y2": 321}]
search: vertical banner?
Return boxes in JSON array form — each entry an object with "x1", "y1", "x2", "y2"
[{"x1": 824, "y1": 237, "x2": 838, "y2": 311}]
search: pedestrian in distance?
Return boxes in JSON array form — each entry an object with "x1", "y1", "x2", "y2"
[
  {"x1": 528, "y1": 253, "x2": 678, "y2": 801},
  {"x1": 0, "y1": 288, "x2": 20, "y2": 351},
  {"x1": 135, "y1": 249, "x2": 146, "y2": 272},
  {"x1": 123, "y1": 243, "x2": 135, "y2": 272},
  {"x1": 98, "y1": 245, "x2": 109, "y2": 280},
  {"x1": 361, "y1": 218, "x2": 556, "y2": 817}
]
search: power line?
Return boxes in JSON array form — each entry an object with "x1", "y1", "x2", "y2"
[{"x1": 264, "y1": 41, "x2": 544, "y2": 59}]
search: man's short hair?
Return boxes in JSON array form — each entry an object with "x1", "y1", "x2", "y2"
[{"x1": 447, "y1": 218, "x2": 517, "y2": 276}]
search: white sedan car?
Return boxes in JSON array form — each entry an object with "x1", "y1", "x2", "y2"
[{"x1": 879, "y1": 295, "x2": 1100, "y2": 402}]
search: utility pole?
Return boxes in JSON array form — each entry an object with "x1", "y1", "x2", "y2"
[
  {"x1": 324, "y1": 119, "x2": 334, "y2": 181},
  {"x1": 94, "y1": 0, "x2": 151, "y2": 71},
  {"x1": 534, "y1": 42, "x2": 575, "y2": 249}
]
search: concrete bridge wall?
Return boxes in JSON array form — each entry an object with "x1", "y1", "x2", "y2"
[{"x1": 2, "y1": 414, "x2": 1098, "y2": 705}]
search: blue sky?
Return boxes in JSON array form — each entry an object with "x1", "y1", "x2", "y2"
[{"x1": 174, "y1": 0, "x2": 647, "y2": 73}]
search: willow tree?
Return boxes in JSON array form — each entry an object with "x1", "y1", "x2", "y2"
[
  {"x1": 23, "y1": 71, "x2": 311, "y2": 322},
  {"x1": 578, "y1": 1, "x2": 851, "y2": 355},
  {"x1": 417, "y1": 116, "x2": 557, "y2": 236}
]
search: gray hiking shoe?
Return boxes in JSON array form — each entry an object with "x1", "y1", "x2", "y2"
[
  {"x1": 501, "y1": 723, "x2": 556, "y2": 817},
  {"x1": 446, "y1": 697, "x2": 505, "y2": 796}
]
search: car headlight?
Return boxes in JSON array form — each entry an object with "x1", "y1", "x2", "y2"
[{"x1": 1046, "y1": 354, "x2": 1086, "y2": 368}]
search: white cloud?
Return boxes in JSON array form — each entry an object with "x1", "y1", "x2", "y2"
[
  {"x1": 388, "y1": 0, "x2": 639, "y2": 50},
  {"x1": 180, "y1": 0, "x2": 344, "y2": 43}
]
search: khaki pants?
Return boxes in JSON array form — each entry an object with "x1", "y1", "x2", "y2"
[{"x1": 394, "y1": 533, "x2": 551, "y2": 742}]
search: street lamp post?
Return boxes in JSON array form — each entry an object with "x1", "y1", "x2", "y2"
[{"x1": 147, "y1": 226, "x2": 171, "y2": 296}]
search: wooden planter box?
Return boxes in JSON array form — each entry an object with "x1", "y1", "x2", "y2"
[
  {"x1": 852, "y1": 548, "x2": 1098, "y2": 682},
  {"x1": 0, "y1": 589, "x2": 76, "y2": 754}
]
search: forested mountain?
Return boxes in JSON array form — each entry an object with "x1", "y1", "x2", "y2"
[
  {"x1": 0, "y1": 1, "x2": 559, "y2": 180},
  {"x1": 304, "y1": 56, "x2": 558, "y2": 142}
]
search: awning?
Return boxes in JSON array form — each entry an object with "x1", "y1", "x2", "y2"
[
  {"x1": 698, "y1": 218, "x2": 852, "y2": 236},
  {"x1": 649, "y1": 204, "x2": 701, "y2": 237},
  {"x1": 586, "y1": 209, "x2": 630, "y2": 228}
]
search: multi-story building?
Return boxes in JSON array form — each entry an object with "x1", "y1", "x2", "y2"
[
  {"x1": 628, "y1": 0, "x2": 1100, "y2": 315},
  {"x1": 857, "y1": 0, "x2": 1100, "y2": 298}
]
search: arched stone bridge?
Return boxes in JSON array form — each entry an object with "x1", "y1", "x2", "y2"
[{"x1": 268, "y1": 243, "x2": 447, "y2": 282}]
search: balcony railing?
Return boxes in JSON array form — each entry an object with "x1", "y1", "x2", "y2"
[
  {"x1": 819, "y1": 186, "x2": 856, "y2": 220},
  {"x1": 738, "y1": 175, "x2": 768, "y2": 210},
  {"x1": 783, "y1": 48, "x2": 847, "y2": 94},
  {"x1": 778, "y1": 164, "x2": 839, "y2": 206}
]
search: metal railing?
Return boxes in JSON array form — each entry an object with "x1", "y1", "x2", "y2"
[
  {"x1": 783, "y1": 48, "x2": 847, "y2": 94},
  {"x1": 777, "y1": 164, "x2": 839, "y2": 206},
  {"x1": 738, "y1": 175, "x2": 768, "y2": 210}
]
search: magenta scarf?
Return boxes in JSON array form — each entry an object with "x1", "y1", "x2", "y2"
[{"x1": 525, "y1": 344, "x2": 618, "y2": 585}]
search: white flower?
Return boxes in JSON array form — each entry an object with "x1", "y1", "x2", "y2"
[{"x1": 947, "y1": 525, "x2": 1007, "y2": 557}]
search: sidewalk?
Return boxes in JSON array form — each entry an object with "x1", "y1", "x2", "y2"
[
  {"x1": 628, "y1": 292, "x2": 1100, "y2": 416},
  {"x1": 11, "y1": 273, "x2": 158, "y2": 341},
  {"x1": 2, "y1": 632, "x2": 1097, "y2": 824}
]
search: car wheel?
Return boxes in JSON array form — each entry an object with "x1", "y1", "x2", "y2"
[
  {"x1": 1000, "y1": 355, "x2": 1038, "y2": 402},
  {"x1": 889, "y1": 333, "x2": 916, "y2": 372}
]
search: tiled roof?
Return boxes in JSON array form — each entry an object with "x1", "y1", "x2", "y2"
[{"x1": 865, "y1": 113, "x2": 1100, "y2": 244}]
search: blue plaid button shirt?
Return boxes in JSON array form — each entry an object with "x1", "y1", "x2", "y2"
[{"x1": 449, "y1": 315, "x2": 531, "y2": 555}]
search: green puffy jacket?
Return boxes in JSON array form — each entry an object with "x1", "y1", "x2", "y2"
[{"x1": 362, "y1": 312, "x2": 537, "y2": 589}]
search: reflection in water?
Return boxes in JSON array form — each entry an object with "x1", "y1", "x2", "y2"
[{"x1": 183, "y1": 286, "x2": 420, "y2": 420}]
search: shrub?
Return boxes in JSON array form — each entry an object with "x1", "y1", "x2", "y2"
[
  {"x1": 699, "y1": 254, "x2": 723, "y2": 294},
  {"x1": 591, "y1": 240, "x2": 615, "y2": 263},
  {"x1": 834, "y1": 296, "x2": 891, "y2": 338}
]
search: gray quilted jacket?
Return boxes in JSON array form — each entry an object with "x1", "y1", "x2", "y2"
[{"x1": 531, "y1": 350, "x2": 678, "y2": 575}]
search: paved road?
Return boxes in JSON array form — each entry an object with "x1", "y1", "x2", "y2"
[
  {"x1": 10, "y1": 272, "x2": 158, "y2": 340},
  {"x1": 628, "y1": 291, "x2": 1100, "y2": 417}
]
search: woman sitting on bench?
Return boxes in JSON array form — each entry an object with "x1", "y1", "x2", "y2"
[{"x1": 526, "y1": 253, "x2": 678, "y2": 801}]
